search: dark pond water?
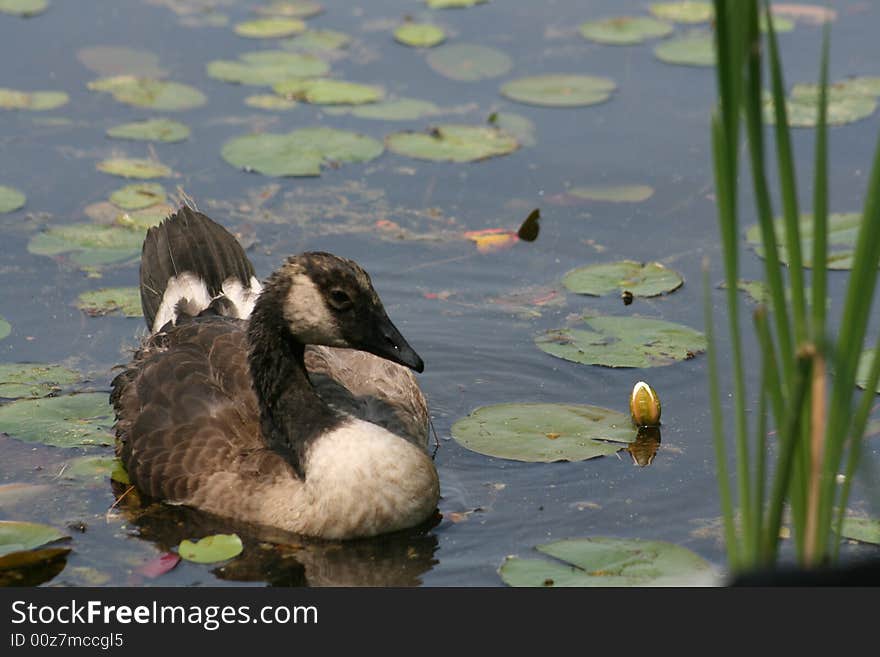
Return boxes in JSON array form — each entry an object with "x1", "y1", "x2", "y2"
[{"x1": 1, "y1": 0, "x2": 879, "y2": 586}]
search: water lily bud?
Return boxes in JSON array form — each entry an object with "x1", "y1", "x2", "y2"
[{"x1": 630, "y1": 381, "x2": 661, "y2": 426}]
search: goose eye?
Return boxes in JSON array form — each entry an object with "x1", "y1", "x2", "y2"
[{"x1": 328, "y1": 288, "x2": 353, "y2": 311}]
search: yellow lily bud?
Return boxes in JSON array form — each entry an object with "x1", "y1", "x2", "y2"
[{"x1": 630, "y1": 381, "x2": 661, "y2": 427}]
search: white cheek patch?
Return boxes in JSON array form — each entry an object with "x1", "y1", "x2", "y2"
[
  {"x1": 283, "y1": 274, "x2": 345, "y2": 346},
  {"x1": 152, "y1": 272, "x2": 212, "y2": 333},
  {"x1": 222, "y1": 275, "x2": 262, "y2": 320}
]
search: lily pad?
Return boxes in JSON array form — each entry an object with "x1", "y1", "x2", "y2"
[
  {"x1": 569, "y1": 184, "x2": 654, "y2": 203},
  {"x1": 109, "y1": 183, "x2": 166, "y2": 210},
  {"x1": 62, "y1": 455, "x2": 116, "y2": 481},
  {"x1": 764, "y1": 84, "x2": 878, "y2": 128},
  {"x1": 489, "y1": 112, "x2": 536, "y2": 147},
  {"x1": 222, "y1": 127, "x2": 383, "y2": 177},
  {"x1": 273, "y1": 78, "x2": 383, "y2": 105},
  {"x1": 427, "y1": 43, "x2": 511, "y2": 81},
  {"x1": 255, "y1": 1, "x2": 323, "y2": 18},
  {"x1": 535, "y1": 315, "x2": 706, "y2": 368},
  {"x1": 28, "y1": 223, "x2": 143, "y2": 266},
  {"x1": 0, "y1": 88, "x2": 68, "y2": 111},
  {"x1": 245, "y1": 94, "x2": 298, "y2": 110},
  {"x1": 562, "y1": 261, "x2": 684, "y2": 298},
  {"x1": 88, "y1": 76, "x2": 206, "y2": 111},
  {"x1": 499, "y1": 537, "x2": 715, "y2": 587},
  {"x1": 0, "y1": 185, "x2": 26, "y2": 213},
  {"x1": 0, "y1": 0, "x2": 47, "y2": 17},
  {"x1": 395, "y1": 23, "x2": 446, "y2": 48},
  {"x1": 500, "y1": 74, "x2": 616, "y2": 108},
  {"x1": 654, "y1": 32, "x2": 715, "y2": 67},
  {"x1": 207, "y1": 50, "x2": 329, "y2": 86},
  {"x1": 580, "y1": 17, "x2": 674, "y2": 45},
  {"x1": 0, "y1": 521, "x2": 67, "y2": 559},
  {"x1": 745, "y1": 212, "x2": 866, "y2": 270},
  {"x1": 838, "y1": 517, "x2": 880, "y2": 545},
  {"x1": 0, "y1": 392, "x2": 114, "y2": 447},
  {"x1": 426, "y1": 0, "x2": 487, "y2": 7},
  {"x1": 386, "y1": 124, "x2": 518, "y2": 162},
  {"x1": 451, "y1": 402, "x2": 635, "y2": 463},
  {"x1": 0, "y1": 318, "x2": 9, "y2": 341},
  {"x1": 856, "y1": 349, "x2": 880, "y2": 394},
  {"x1": 97, "y1": 158, "x2": 172, "y2": 179},
  {"x1": 281, "y1": 29, "x2": 351, "y2": 52},
  {"x1": 649, "y1": 1, "x2": 713, "y2": 24},
  {"x1": 0, "y1": 364, "x2": 80, "y2": 399},
  {"x1": 235, "y1": 17, "x2": 305, "y2": 39},
  {"x1": 76, "y1": 287, "x2": 143, "y2": 317},
  {"x1": 178, "y1": 534, "x2": 243, "y2": 563},
  {"x1": 107, "y1": 118, "x2": 190, "y2": 143},
  {"x1": 327, "y1": 98, "x2": 440, "y2": 120},
  {"x1": 77, "y1": 46, "x2": 166, "y2": 78}
]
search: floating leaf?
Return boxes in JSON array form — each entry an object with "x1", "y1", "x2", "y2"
[
  {"x1": 97, "y1": 158, "x2": 172, "y2": 179},
  {"x1": 207, "y1": 50, "x2": 329, "y2": 86},
  {"x1": 536, "y1": 315, "x2": 706, "y2": 368},
  {"x1": 562, "y1": 261, "x2": 683, "y2": 298},
  {"x1": 489, "y1": 112, "x2": 536, "y2": 147},
  {"x1": 427, "y1": 44, "x2": 511, "y2": 81},
  {"x1": 764, "y1": 84, "x2": 878, "y2": 128},
  {"x1": 327, "y1": 98, "x2": 440, "y2": 120},
  {"x1": 88, "y1": 76, "x2": 206, "y2": 111},
  {"x1": 178, "y1": 534, "x2": 243, "y2": 563},
  {"x1": 0, "y1": 185, "x2": 26, "y2": 213},
  {"x1": 113, "y1": 209, "x2": 166, "y2": 231},
  {"x1": 759, "y1": 14, "x2": 795, "y2": 33},
  {"x1": 386, "y1": 124, "x2": 518, "y2": 162},
  {"x1": 771, "y1": 4, "x2": 836, "y2": 24},
  {"x1": 746, "y1": 212, "x2": 866, "y2": 270},
  {"x1": 0, "y1": 0, "x2": 47, "y2": 17},
  {"x1": 856, "y1": 349, "x2": 880, "y2": 394},
  {"x1": 222, "y1": 127, "x2": 383, "y2": 177},
  {"x1": 62, "y1": 455, "x2": 118, "y2": 481},
  {"x1": 255, "y1": 0, "x2": 323, "y2": 18},
  {"x1": 579, "y1": 17, "x2": 674, "y2": 45},
  {"x1": 0, "y1": 87, "x2": 68, "y2": 111},
  {"x1": 838, "y1": 517, "x2": 880, "y2": 545},
  {"x1": 500, "y1": 537, "x2": 715, "y2": 587},
  {"x1": 77, "y1": 46, "x2": 166, "y2": 78},
  {"x1": 0, "y1": 483, "x2": 52, "y2": 507},
  {"x1": 426, "y1": 0, "x2": 487, "y2": 7},
  {"x1": 500, "y1": 74, "x2": 616, "y2": 108},
  {"x1": 451, "y1": 403, "x2": 635, "y2": 463},
  {"x1": 273, "y1": 78, "x2": 383, "y2": 105},
  {"x1": 395, "y1": 23, "x2": 446, "y2": 48},
  {"x1": 76, "y1": 287, "x2": 143, "y2": 317},
  {"x1": 0, "y1": 521, "x2": 68, "y2": 559},
  {"x1": 28, "y1": 223, "x2": 143, "y2": 266},
  {"x1": 649, "y1": 1, "x2": 713, "y2": 23},
  {"x1": 109, "y1": 183, "x2": 166, "y2": 210},
  {"x1": 725, "y1": 279, "x2": 770, "y2": 305},
  {"x1": 0, "y1": 317, "x2": 9, "y2": 341},
  {"x1": 107, "y1": 118, "x2": 190, "y2": 143},
  {"x1": 235, "y1": 17, "x2": 305, "y2": 39},
  {"x1": 464, "y1": 228, "x2": 518, "y2": 253},
  {"x1": 0, "y1": 393, "x2": 114, "y2": 447},
  {"x1": 654, "y1": 31, "x2": 715, "y2": 67},
  {"x1": 245, "y1": 94, "x2": 298, "y2": 110},
  {"x1": 568, "y1": 184, "x2": 654, "y2": 203},
  {"x1": 0, "y1": 364, "x2": 80, "y2": 399},
  {"x1": 281, "y1": 29, "x2": 351, "y2": 52}
]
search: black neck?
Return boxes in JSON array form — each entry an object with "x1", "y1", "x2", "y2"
[{"x1": 247, "y1": 281, "x2": 341, "y2": 478}]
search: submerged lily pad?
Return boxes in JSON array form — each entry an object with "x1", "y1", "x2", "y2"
[
  {"x1": 764, "y1": 84, "x2": 878, "y2": 127},
  {"x1": 0, "y1": 87, "x2": 68, "y2": 111},
  {"x1": 235, "y1": 17, "x2": 305, "y2": 38},
  {"x1": 536, "y1": 315, "x2": 706, "y2": 368},
  {"x1": 0, "y1": 185, "x2": 26, "y2": 213},
  {"x1": 107, "y1": 118, "x2": 190, "y2": 143},
  {"x1": 838, "y1": 517, "x2": 880, "y2": 545},
  {"x1": 395, "y1": 23, "x2": 445, "y2": 48},
  {"x1": 245, "y1": 94, "x2": 298, "y2": 110},
  {"x1": 0, "y1": 364, "x2": 80, "y2": 399},
  {"x1": 178, "y1": 534, "x2": 243, "y2": 563},
  {"x1": 77, "y1": 46, "x2": 166, "y2": 78},
  {"x1": 649, "y1": 1, "x2": 713, "y2": 23},
  {"x1": 856, "y1": 349, "x2": 880, "y2": 394},
  {"x1": 654, "y1": 32, "x2": 715, "y2": 67},
  {"x1": 281, "y1": 29, "x2": 351, "y2": 52},
  {"x1": 88, "y1": 76, "x2": 206, "y2": 111},
  {"x1": 745, "y1": 212, "x2": 866, "y2": 270},
  {"x1": 255, "y1": 0, "x2": 323, "y2": 18},
  {"x1": 0, "y1": 318, "x2": 9, "y2": 341},
  {"x1": 0, "y1": 0, "x2": 47, "y2": 17},
  {"x1": 97, "y1": 158, "x2": 172, "y2": 179},
  {"x1": 500, "y1": 74, "x2": 616, "y2": 108},
  {"x1": 109, "y1": 183, "x2": 167, "y2": 210},
  {"x1": 426, "y1": 0, "x2": 487, "y2": 7},
  {"x1": 427, "y1": 44, "x2": 511, "y2": 81},
  {"x1": 569, "y1": 184, "x2": 654, "y2": 203},
  {"x1": 273, "y1": 78, "x2": 383, "y2": 105},
  {"x1": 451, "y1": 402, "x2": 635, "y2": 463},
  {"x1": 0, "y1": 521, "x2": 67, "y2": 559},
  {"x1": 327, "y1": 98, "x2": 440, "y2": 120},
  {"x1": 62, "y1": 455, "x2": 121, "y2": 482},
  {"x1": 0, "y1": 392, "x2": 114, "y2": 447},
  {"x1": 562, "y1": 261, "x2": 684, "y2": 298},
  {"x1": 386, "y1": 124, "x2": 518, "y2": 162},
  {"x1": 580, "y1": 17, "x2": 673, "y2": 45},
  {"x1": 222, "y1": 127, "x2": 383, "y2": 177},
  {"x1": 207, "y1": 50, "x2": 329, "y2": 86},
  {"x1": 77, "y1": 287, "x2": 143, "y2": 317},
  {"x1": 28, "y1": 223, "x2": 143, "y2": 266},
  {"x1": 499, "y1": 537, "x2": 715, "y2": 587},
  {"x1": 488, "y1": 112, "x2": 536, "y2": 147}
]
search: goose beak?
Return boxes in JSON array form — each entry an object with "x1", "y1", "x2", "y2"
[{"x1": 371, "y1": 313, "x2": 424, "y2": 373}]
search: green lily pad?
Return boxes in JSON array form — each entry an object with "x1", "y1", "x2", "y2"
[
  {"x1": 649, "y1": 1, "x2": 713, "y2": 24},
  {"x1": 0, "y1": 521, "x2": 68, "y2": 559},
  {"x1": 536, "y1": 315, "x2": 706, "y2": 368},
  {"x1": 97, "y1": 158, "x2": 172, "y2": 179},
  {"x1": 88, "y1": 76, "x2": 206, "y2": 111},
  {"x1": 451, "y1": 402, "x2": 635, "y2": 463},
  {"x1": 764, "y1": 84, "x2": 878, "y2": 128},
  {"x1": 0, "y1": 364, "x2": 80, "y2": 399},
  {"x1": 273, "y1": 78, "x2": 383, "y2": 105},
  {"x1": 569, "y1": 184, "x2": 654, "y2": 203},
  {"x1": 109, "y1": 183, "x2": 166, "y2": 210},
  {"x1": 0, "y1": 88, "x2": 68, "y2": 111},
  {"x1": 725, "y1": 279, "x2": 770, "y2": 305},
  {"x1": 77, "y1": 46, "x2": 166, "y2": 78},
  {"x1": 76, "y1": 287, "x2": 143, "y2": 317},
  {"x1": 107, "y1": 118, "x2": 190, "y2": 143},
  {"x1": 0, "y1": 318, "x2": 9, "y2": 341},
  {"x1": 222, "y1": 127, "x2": 383, "y2": 177},
  {"x1": 255, "y1": 1, "x2": 323, "y2": 18},
  {"x1": 178, "y1": 534, "x2": 243, "y2": 563},
  {"x1": 395, "y1": 23, "x2": 446, "y2": 48},
  {"x1": 281, "y1": 29, "x2": 351, "y2": 52},
  {"x1": 427, "y1": 43, "x2": 511, "y2": 81},
  {"x1": 488, "y1": 112, "x2": 536, "y2": 147},
  {"x1": 500, "y1": 74, "x2": 616, "y2": 108},
  {"x1": 838, "y1": 517, "x2": 880, "y2": 545},
  {"x1": 0, "y1": 392, "x2": 114, "y2": 447},
  {"x1": 0, "y1": 185, "x2": 26, "y2": 213},
  {"x1": 580, "y1": 17, "x2": 674, "y2": 45},
  {"x1": 654, "y1": 31, "x2": 715, "y2": 67},
  {"x1": 245, "y1": 94, "x2": 298, "y2": 110},
  {"x1": 235, "y1": 17, "x2": 305, "y2": 39},
  {"x1": 426, "y1": 0, "x2": 487, "y2": 7},
  {"x1": 760, "y1": 14, "x2": 795, "y2": 33},
  {"x1": 856, "y1": 348, "x2": 880, "y2": 394},
  {"x1": 327, "y1": 98, "x2": 440, "y2": 120},
  {"x1": 28, "y1": 223, "x2": 143, "y2": 266},
  {"x1": 745, "y1": 212, "x2": 866, "y2": 270},
  {"x1": 207, "y1": 50, "x2": 329, "y2": 86},
  {"x1": 113, "y1": 209, "x2": 166, "y2": 231},
  {"x1": 386, "y1": 124, "x2": 518, "y2": 162},
  {"x1": 62, "y1": 455, "x2": 118, "y2": 481},
  {"x1": 500, "y1": 537, "x2": 715, "y2": 587},
  {"x1": 0, "y1": 0, "x2": 48, "y2": 17},
  {"x1": 562, "y1": 261, "x2": 684, "y2": 298}
]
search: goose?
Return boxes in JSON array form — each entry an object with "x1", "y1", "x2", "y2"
[{"x1": 111, "y1": 207, "x2": 439, "y2": 539}]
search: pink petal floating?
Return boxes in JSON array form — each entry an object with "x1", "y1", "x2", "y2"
[{"x1": 137, "y1": 552, "x2": 180, "y2": 579}]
